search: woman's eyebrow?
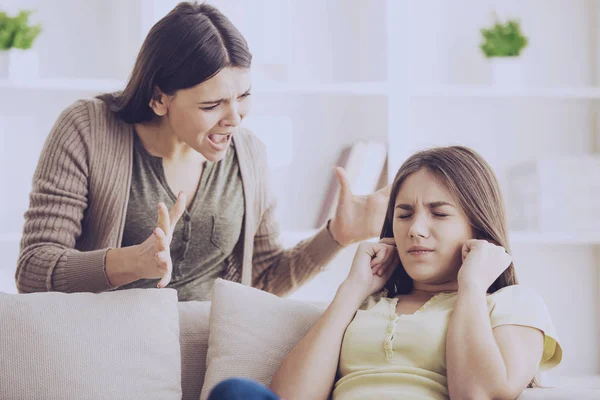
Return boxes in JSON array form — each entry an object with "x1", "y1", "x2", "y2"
[{"x1": 197, "y1": 87, "x2": 252, "y2": 105}]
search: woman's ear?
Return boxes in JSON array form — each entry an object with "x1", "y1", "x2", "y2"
[{"x1": 149, "y1": 86, "x2": 169, "y2": 117}]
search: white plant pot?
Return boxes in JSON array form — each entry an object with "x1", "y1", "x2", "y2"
[
  {"x1": 0, "y1": 49, "x2": 39, "y2": 81},
  {"x1": 489, "y1": 57, "x2": 524, "y2": 86}
]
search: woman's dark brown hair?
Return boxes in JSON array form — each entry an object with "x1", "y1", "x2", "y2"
[
  {"x1": 99, "y1": 1, "x2": 252, "y2": 124},
  {"x1": 381, "y1": 146, "x2": 518, "y2": 297}
]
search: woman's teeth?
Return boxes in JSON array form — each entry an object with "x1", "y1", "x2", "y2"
[{"x1": 210, "y1": 134, "x2": 229, "y2": 143}]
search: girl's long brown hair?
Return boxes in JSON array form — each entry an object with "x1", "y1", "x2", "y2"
[{"x1": 381, "y1": 146, "x2": 518, "y2": 297}]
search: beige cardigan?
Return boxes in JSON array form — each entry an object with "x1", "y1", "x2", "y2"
[{"x1": 16, "y1": 98, "x2": 342, "y2": 296}]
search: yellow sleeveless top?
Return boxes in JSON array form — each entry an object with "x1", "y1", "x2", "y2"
[{"x1": 334, "y1": 285, "x2": 562, "y2": 400}]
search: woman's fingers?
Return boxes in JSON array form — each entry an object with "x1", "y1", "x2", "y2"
[
  {"x1": 153, "y1": 227, "x2": 169, "y2": 251},
  {"x1": 169, "y1": 192, "x2": 187, "y2": 231},
  {"x1": 154, "y1": 227, "x2": 172, "y2": 288},
  {"x1": 156, "y1": 252, "x2": 172, "y2": 288},
  {"x1": 157, "y1": 202, "x2": 171, "y2": 238},
  {"x1": 157, "y1": 269, "x2": 172, "y2": 289},
  {"x1": 155, "y1": 251, "x2": 169, "y2": 268}
]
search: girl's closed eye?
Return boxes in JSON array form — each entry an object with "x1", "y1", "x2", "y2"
[{"x1": 200, "y1": 103, "x2": 219, "y2": 111}]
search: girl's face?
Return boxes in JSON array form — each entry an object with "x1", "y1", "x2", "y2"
[
  {"x1": 392, "y1": 168, "x2": 476, "y2": 286},
  {"x1": 158, "y1": 66, "x2": 252, "y2": 161}
]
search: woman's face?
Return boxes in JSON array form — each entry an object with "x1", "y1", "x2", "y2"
[
  {"x1": 392, "y1": 168, "x2": 475, "y2": 286},
  {"x1": 161, "y1": 66, "x2": 252, "y2": 161}
]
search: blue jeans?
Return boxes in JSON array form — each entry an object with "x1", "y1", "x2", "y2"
[{"x1": 208, "y1": 378, "x2": 281, "y2": 400}]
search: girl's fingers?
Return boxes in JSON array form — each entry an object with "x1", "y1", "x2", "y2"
[
  {"x1": 372, "y1": 264, "x2": 381, "y2": 275},
  {"x1": 378, "y1": 238, "x2": 396, "y2": 246},
  {"x1": 370, "y1": 247, "x2": 388, "y2": 266},
  {"x1": 376, "y1": 251, "x2": 399, "y2": 277}
]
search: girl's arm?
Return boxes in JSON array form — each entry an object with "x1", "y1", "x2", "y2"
[
  {"x1": 270, "y1": 240, "x2": 398, "y2": 400},
  {"x1": 270, "y1": 281, "x2": 364, "y2": 400},
  {"x1": 446, "y1": 286, "x2": 544, "y2": 400},
  {"x1": 446, "y1": 239, "x2": 544, "y2": 400}
]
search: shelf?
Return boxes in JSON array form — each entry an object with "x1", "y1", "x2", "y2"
[
  {"x1": 412, "y1": 85, "x2": 600, "y2": 99},
  {"x1": 253, "y1": 80, "x2": 388, "y2": 95},
  {"x1": 0, "y1": 77, "x2": 389, "y2": 96},
  {"x1": 543, "y1": 374, "x2": 600, "y2": 390},
  {"x1": 0, "y1": 78, "x2": 125, "y2": 92},
  {"x1": 7, "y1": 80, "x2": 597, "y2": 99},
  {"x1": 4, "y1": 229, "x2": 598, "y2": 246},
  {"x1": 280, "y1": 230, "x2": 600, "y2": 246},
  {"x1": 509, "y1": 231, "x2": 600, "y2": 245}
]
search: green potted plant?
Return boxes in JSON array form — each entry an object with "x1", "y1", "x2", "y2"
[
  {"x1": 480, "y1": 17, "x2": 528, "y2": 85},
  {"x1": 0, "y1": 9, "x2": 42, "y2": 80}
]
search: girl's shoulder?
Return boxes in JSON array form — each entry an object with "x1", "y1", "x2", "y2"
[{"x1": 488, "y1": 284, "x2": 545, "y2": 307}]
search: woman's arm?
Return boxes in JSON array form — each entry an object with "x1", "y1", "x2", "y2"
[
  {"x1": 446, "y1": 287, "x2": 544, "y2": 400},
  {"x1": 16, "y1": 101, "x2": 180, "y2": 293},
  {"x1": 245, "y1": 131, "x2": 389, "y2": 296},
  {"x1": 270, "y1": 281, "x2": 364, "y2": 400},
  {"x1": 15, "y1": 102, "x2": 111, "y2": 293},
  {"x1": 251, "y1": 203, "x2": 343, "y2": 296}
]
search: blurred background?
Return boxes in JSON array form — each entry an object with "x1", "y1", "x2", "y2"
[{"x1": 0, "y1": 0, "x2": 599, "y2": 389}]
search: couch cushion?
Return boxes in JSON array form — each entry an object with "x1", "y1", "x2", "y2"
[
  {"x1": 0, "y1": 288, "x2": 181, "y2": 400},
  {"x1": 518, "y1": 387, "x2": 600, "y2": 399},
  {"x1": 179, "y1": 300, "x2": 211, "y2": 400},
  {"x1": 200, "y1": 279, "x2": 325, "y2": 400}
]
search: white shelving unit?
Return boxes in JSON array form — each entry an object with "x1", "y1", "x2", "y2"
[
  {"x1": 0, "y1": 78, "x2": 388, "y2": 96},
  {"x1": 412, "y1": 85, "x2": 600, "y2": 99},
  {"x1": 253, "y1": 80, "x2": 388, "y2": 96},
  {"x1": 0, "y1": 78, "x2": 124, "y2": 92},
  {"x1": 385, "y1": 0, "x2": 600, "y2": 386}
]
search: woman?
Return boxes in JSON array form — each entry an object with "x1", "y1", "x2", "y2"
[
  {"x1": 15, "y1": 2, "x2": 389, "y2": 300},
  {"x1": 209, "y1": 146, "x2": 562, "y2": 400}
]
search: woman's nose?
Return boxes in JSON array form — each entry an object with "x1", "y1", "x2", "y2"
[{"x1": 220, "y1": 103, "x2": 242, "y2": 127}]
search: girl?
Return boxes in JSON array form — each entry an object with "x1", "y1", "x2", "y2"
[{"x1": 210, "y1": 146, "x2": 562, "y2": 400}]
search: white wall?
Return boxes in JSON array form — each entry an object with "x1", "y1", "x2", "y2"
[{"x1": 409, "y1": 0, "x2": 594, "y2": 86}]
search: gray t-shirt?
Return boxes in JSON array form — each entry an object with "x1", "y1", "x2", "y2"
[{"x1": 117, "y1": 133, "x2": 245, "y2": 301}]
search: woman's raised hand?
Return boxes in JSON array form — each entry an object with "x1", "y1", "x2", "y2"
[{"x1": 136, "y1": 192, "x2": 187, "y2": 288}]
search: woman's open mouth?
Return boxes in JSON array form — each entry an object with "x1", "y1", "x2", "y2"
[{"x1": 208, "y1": 133, "x2": 232, "y2": 151}]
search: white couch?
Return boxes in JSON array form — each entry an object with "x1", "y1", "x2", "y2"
[{"x1": 1, "y1": 280, "x2": 598, "y2": 400}]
